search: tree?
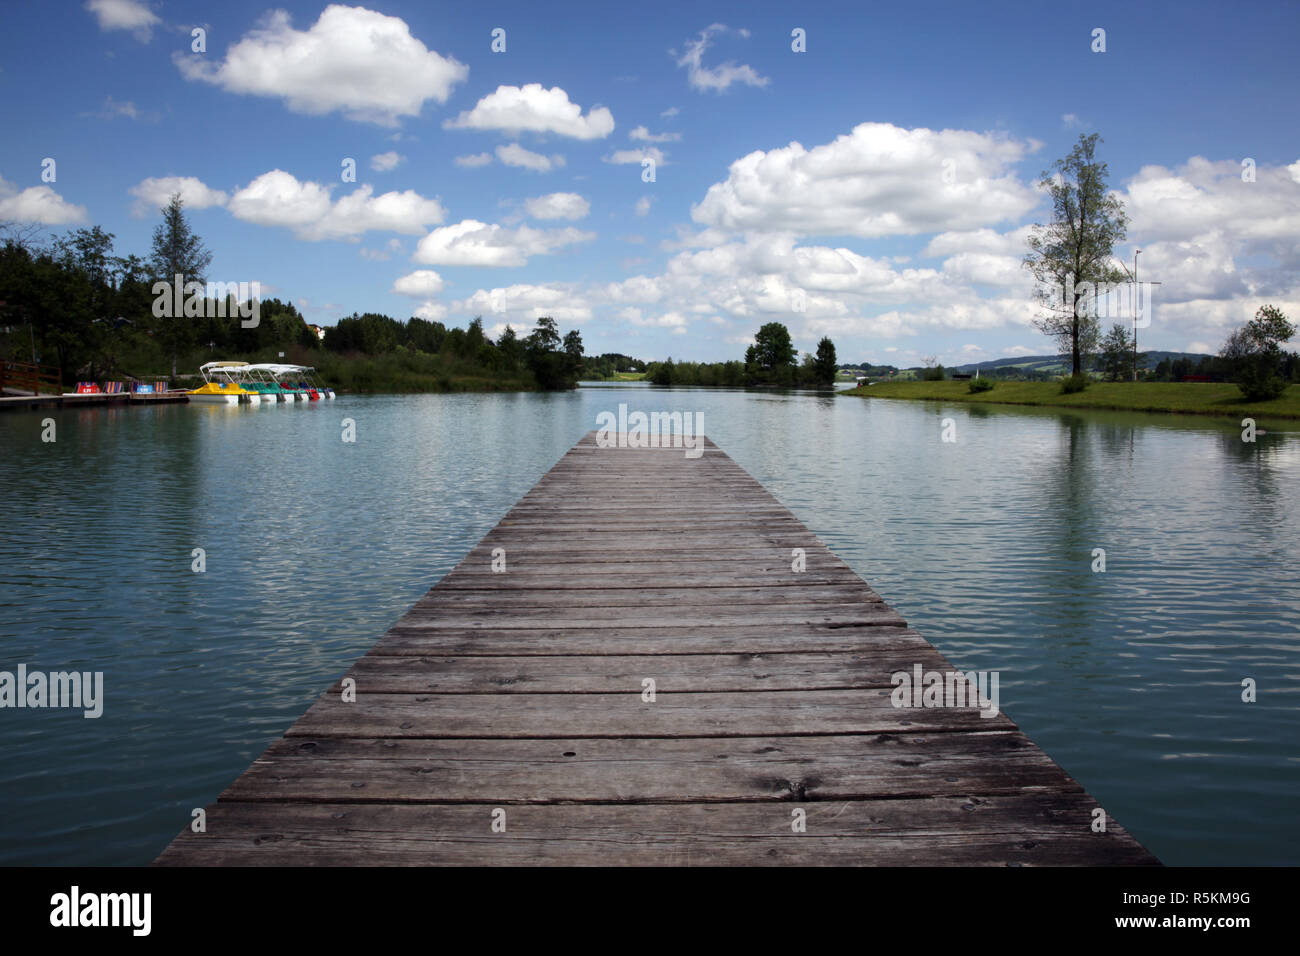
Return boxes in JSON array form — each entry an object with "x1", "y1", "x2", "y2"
[
  {"x1": 1098, "y1": 323, "x2": 1135, "y2": 381},
  {"x1": 1221, "y1": 305, "x2": 1296, "y2": 401},
  {"x1": 496, "y1": 324, "x2": 522, "y2": 370},
  {"x1": 750, "y1": 322, "x2": 796, "y2": 384},
  {"x1": 812, "y1": 336, "x2": 837, "y2": 386},
  {"x1": 149, "y1": 193, "x2": 212, "y2": 376},
  {"x1": 562, "y1": 329, "x2": 584, "y2": 378},
  {"x1": 1024, "y1": 133, "x2": 1129, "y2": 375},
  {"x1": 525, "y1": 315, "x2": 572, "y2": 389}
]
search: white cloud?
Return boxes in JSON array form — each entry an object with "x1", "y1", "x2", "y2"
[
  {"x1": 89, "y1": 95, "x2": 156, "y2": 121},
  {"x1": 391, "y1": 269, "x2": 445, "y2": 297},
  {"x1": 635, "y1": 196, "x2": 653, "y2": 216},
  {"x1": 523, "y1": 192, "x2": 590, "y2": 220},
  {"x1": 660, "y1": 107, "x2": 680, "y2": 118},
  {"x1": 360, "y1": 238, "x2": 402, "y2": 261},
  {"x1": 454, "y1": 283, "x2": 592, "y2": 321},
  {"x1": 413, "y1": 219, "x2": 595, "y2": 267},
  {"x1": 605, "y1": 146, "x2": 666, "y2": 166},
  {"x1": 629, "y1": 125, "x2": 680, "y2": 143},
  {"x1": 1062, "y1": 113, "x2": 1083, "y2": 129},
  {"x1": 495, "y1": 143, "x2": 565, "y2": 173},
  {"x1": 129, "y1": 175, "x2": 228, "y2": 217},
  {"x1": 85, "y1": 0, "x2": 159, "y2": 41},
  {"x1": 370, "y1": 151, "x2": 404, "y2": 172},
  {"x1": 0, "y1": 174, "x2": 87, "y2": 225},
  {"x1": 444, "y1": 83, "x2": 614, "y2": 139},
  {"x1": 174, "y1": 6, "x2": 467, "y2": 126},
  {"x1": 1002, "y1": 345, "x2": 1037, "y2": 356},
  {"x1": 674, "y1": 24, "x2": 769, "y2": 92},
  {"x1": 228, "y1": 169, "x2": 445, "y2": 240},
  {"x1": 455, "y1": 152, "x2": 494, "y2": 168},
  {"x1": 412, "y1": 301, "x2": 447, "y2": 320},
  {"x1": 692, "y1": 122, "x2": 1037, "y2": 238}
]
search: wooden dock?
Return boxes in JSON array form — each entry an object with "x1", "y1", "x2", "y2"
[
  {"x1": 0, "y1": 391, "x2": 188, "y2": 411},
  {"x1": 157, "y1": 433, "x2": 1157, "y2": 866}
]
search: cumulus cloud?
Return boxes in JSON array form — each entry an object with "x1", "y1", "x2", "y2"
[
  {"x1": 391, "y1": 269, "x2": 445, "y2": 297},
  {"x1": 444, "y1": 83, "x2": 614, "y2": 139},
  {"x1": 674, "y1": 24, "x2": 768, "y2": 92},
  {"x1": 228, "y1": 169, "x2": 445, "y2": 240},
  {"x1": 454, "y1": 283, "x2": 592, "y2": 321},
  {"x1": 496, "y1": 143, "x2": 565, "y2": 173},
  {"x1": 455, "y1": 152, "x2": 494, "y2": 168},
  {"x1": 605, "y1": 146, "x2": 666, "y2": 166},
  {"x1": 523, "y1": 192, "x2": 590, "y2": 221},
  {"x1": 0, "y1": 174, "x2": 88, "y2": 225},
  {"x1": 635, "y1": 196, "x2": 653, "y2": 216},
  {"x1": 413, "y1": 219, "x2": 595, "y2": 267},
  {"x1": 370, "y1": 151, "x2": 404, "y2": 172},
  {"x1": 174, "y1": 5, "x2": 467, "y2": 126},
  {"x1": 629, "y1": 125, "x2": 680, "y2": 143},
  {"x1": 129, "y1": 175, "x2": 228, "y2": 217},
  {"x1": 85, "y1": 0, "x2": 160, "y2": 41},
  {"x1": 691, "y1": 122, "x2": 1038, "y2": 238},
  {"x1": 412, "y1": 301, "x2": 448, "y2": 320}
]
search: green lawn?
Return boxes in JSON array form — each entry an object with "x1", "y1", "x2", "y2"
[{"x1": 841, "y1": 379, "x2": 1300, "y2": 421}]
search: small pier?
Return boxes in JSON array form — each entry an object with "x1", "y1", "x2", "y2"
[{"x1": 157, "y1": 433, "x2": 1157, "y2": 865}]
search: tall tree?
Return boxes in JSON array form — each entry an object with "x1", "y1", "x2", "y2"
[
  {"x1": 1221, "y1": 304, "x2": 1296, "y2": 401},
  {"x1": 812, "y1": 336, "x2": 837, "y2": 386},
  {"x1": 1098, "y1": 323, "x2": 1135, "y2": 381},
  {"x1": 1024, "y1": 133, "x2": 1129, "y2": 375},
  {"x1": 562, "y1": 329, "x2": 584, "y2": 378},
  {"x1": 149, "y1": 193, "x2": 212, "y2": 376},
  {"x1": 751, "y1": 322, "x2": 796, "y2": 372}
]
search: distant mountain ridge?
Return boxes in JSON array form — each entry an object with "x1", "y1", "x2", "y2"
[{"x1": 945, "y1": 350, "x2": 1213, "y2": 375}]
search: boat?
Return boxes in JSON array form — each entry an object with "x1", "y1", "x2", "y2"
[
  {"x1": 239, "y1": 364, "x2": 297, "y2": 403},
  {"x1": 187, "y1": 362, "x2": 260, "y2": 404},
  {"x1": 271, "y1": 364, "x2": 334, "y2": 400}
]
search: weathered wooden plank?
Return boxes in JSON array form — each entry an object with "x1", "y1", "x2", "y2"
[
  {"x1": 155, "y1": 795, "x2": 1158, "y2": 866},
  {"x1": 287, "y1": 688, "x2": 1014, "y2": 738},
  {"x1": 223, "y1": 732, "x2": 1080, "y2": 804},
  {"x1": 332, "y1": 649, "x2": 951, "y2": 693},
  {"x1": 370, "y1": 623, "x2": 928, "y2": 657},
  {"x1": 411, "y1": 584, "x2": 885, "y2": 609}
]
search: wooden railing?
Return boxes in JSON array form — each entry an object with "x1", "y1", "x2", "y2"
[{"x1": 0, "y1": 360, "x2": 62, "y2": 396}]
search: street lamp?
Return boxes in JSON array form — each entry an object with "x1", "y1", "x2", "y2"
[{"x1": 1114, "y1": 250, "x2": 1142, "y2": 381}]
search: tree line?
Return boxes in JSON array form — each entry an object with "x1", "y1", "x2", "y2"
[
  {"x1": 645, "y1": 322, "x2": 838, "y2": 387},
  {"x1": 0, "y1": 196, "x2": 586, "y2": 391}
]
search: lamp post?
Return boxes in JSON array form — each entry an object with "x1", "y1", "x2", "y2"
[
  {"x1": 1114, "y1": 250, "x2": 1143, "y2": 381},
  {"x1": 1133, "y1": 249, "x2": 1141, "y2": 381}
]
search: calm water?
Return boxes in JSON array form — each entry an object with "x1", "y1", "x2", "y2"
[{"x1": 1, "y1": 386, "x2": 1296, "y2": 865}]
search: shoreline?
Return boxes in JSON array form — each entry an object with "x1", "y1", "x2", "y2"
[{"x1": 840, "y1": 380, "x2": 1300, "y2": 423}]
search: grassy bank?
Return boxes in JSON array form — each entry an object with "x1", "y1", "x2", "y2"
[{"x1": 841, "y1": 379, "x2": 1300, "y2": 420}]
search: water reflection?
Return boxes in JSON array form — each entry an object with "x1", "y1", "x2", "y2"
[{"x1": 0, "y1": 390, "x2": 1297, "y2": 865}]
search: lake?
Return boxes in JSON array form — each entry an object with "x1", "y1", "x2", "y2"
[{"x1": 1, "y1": 384, "x2": 1296, "y2": 865}]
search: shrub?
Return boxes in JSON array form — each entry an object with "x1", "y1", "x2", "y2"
[
  {"x1": 921, "y1": 364, "x2": 946, "y2": 381},
  {"x1": 968, "y1": 377, "x2": 994, "y2": 394},
  {"x1": 1238, "y1": 366, "x2": 1288, "y2": 402},
  {"x1": 1060, "y1": 373, "x2": 1090, "y2": 394}
]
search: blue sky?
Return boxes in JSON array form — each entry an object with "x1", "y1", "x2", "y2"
[{"x1": 2, "y1": 0, "x2": 1298, "y2": 365}]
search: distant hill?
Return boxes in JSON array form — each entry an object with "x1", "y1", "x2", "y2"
[{"x1": 943, "y1": 350, "x2": 1214, "y2": 376}]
